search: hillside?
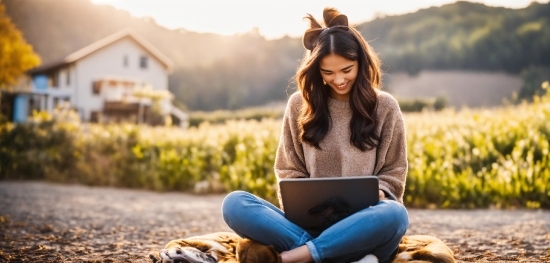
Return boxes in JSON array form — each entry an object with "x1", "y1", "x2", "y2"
[
  {"x1": 2, "y1": 0, "x2": 242, "y2": 67},
  {"x1": 3, "y1": 0, "x2": 302, "y2": 110},
  {"x1": 4, "y1": 0, "x2": 549, "y2": 110},
  {"x1": 385, "y1": 70, "x2": 522, "y2": 108},
  {"x1": 359, "y1": 1, "x2": 550, "y2": 74}
]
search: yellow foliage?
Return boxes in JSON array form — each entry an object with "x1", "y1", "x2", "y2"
[
  {"x1": 516, "y1": 20, "x2": 543, "y2": 36},
  {"x1": 0, "y1": 3, "x2": 41, "y2": 90},
  {"x1": 2, "y1": 91, "x2": 550, "y2": 208}
]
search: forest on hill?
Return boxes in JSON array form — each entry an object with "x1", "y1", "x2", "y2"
[
  {"x1": 358, "y1": 1, "x2": 550, "y2": 74},
  {"x1": 3, "y1": 0, "x2": 550, "y2": 111}
]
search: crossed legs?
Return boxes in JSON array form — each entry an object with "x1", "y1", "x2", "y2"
[{"x1": 222, "y1": 191, "x2": 408, "y2": 263}]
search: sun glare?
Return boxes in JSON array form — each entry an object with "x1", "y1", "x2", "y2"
[{"x1": 90, "y1": 0, "x2": 543, "y2": 39}]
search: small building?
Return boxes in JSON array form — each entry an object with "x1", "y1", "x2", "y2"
[{"x1": 1, "y1": 28, "x2": 188, "y2": 127}]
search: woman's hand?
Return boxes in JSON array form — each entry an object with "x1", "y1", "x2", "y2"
[{"x1": 379, "y1": 190, "x2": 386, "y2": 200}]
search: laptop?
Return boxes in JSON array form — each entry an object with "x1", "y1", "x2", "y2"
[{"x1": 279, "y1": 176, "x2": 379, "y2": 233}]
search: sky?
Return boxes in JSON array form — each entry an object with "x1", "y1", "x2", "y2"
[{"x1": 90, "y1": 0, "x2": 545, "y2": 39}]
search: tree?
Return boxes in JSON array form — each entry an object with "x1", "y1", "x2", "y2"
[
  {"x1": 518, "y1": 66, "x2": 550, "y2": 101},
  {"x1": 0, "y1": 3, "x2": 40, "y2": 90}
]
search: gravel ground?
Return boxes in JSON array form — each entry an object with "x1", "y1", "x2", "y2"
[{"x1": 0, "y1": 181, "x2": 549, "y2": 263}]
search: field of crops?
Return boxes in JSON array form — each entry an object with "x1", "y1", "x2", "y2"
[{"x1": 1, "y1": 90, "x2": 549, "y2": 208}]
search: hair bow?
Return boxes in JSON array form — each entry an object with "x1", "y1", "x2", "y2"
[{"x1": 302, "y1": 7, "x2": 349, "y2": 50}]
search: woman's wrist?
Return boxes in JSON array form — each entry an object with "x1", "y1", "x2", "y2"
[{"x1": 378, "y1": 190, "x2": 386, "y2": 200}]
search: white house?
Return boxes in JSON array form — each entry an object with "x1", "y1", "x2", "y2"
[{"x1": 6, "y1": 29, "x2": 188, "y2": 127}]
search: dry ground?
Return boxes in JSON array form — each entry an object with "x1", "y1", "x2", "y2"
[
  {"x1": 0, "y1": 181, "x2": 548, "y2": 263},
  {"x1": 385, "y1": 70, "x2": 522, "y2": 109}
]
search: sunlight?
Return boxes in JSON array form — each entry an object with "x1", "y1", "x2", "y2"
[{"x1": 90, "y1": 0, "x2": 542, "y2": 39}]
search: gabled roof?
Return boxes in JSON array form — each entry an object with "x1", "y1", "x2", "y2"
[{"x1": 28, "y1": 28, "x2": 174, "y2": 74}]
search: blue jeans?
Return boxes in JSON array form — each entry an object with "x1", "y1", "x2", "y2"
[{"x1": 221, "y1": 191, "x2": 409, "y2": 263}]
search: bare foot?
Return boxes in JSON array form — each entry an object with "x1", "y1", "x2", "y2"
[{"x1": 280, "y1": 245, "x2": 313, "y2": 263}]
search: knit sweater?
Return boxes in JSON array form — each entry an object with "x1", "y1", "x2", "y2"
[{"x1": 274, "y1": 90, "x2": 408, "y2": 204}]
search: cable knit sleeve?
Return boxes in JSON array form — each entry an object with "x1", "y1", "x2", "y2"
[
  {"x1": 373, "y1": 92, "x2": 408, "y2": 203},
  {"x1": 274, "y1": 92, "x2": 309, "y2": 180}
]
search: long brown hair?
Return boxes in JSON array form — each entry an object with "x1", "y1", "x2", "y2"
[{"x1": 296, "y1": 7, "x2": 382, "y2": 151}]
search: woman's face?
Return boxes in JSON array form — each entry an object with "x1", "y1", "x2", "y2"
[{"x1": 319, "y1": 53, "x2": 359, "y2": 101}]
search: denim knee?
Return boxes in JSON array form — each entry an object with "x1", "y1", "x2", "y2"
[
  {"x1": 381, "y1": 200, "x2": 409, "y2": 236},
  {"x1": 221, "y1": 190, "x2": 249, "y2": 223},
  {"x1": 222, "y1": 191, "x2": 248, "y2": 212}
]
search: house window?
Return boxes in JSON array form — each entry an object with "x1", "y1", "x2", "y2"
[
  {"x1": 48, "y1": 72, "x2": 59, "y2": 88},
  {"x1": 140, "y1": 56, "x2": 148, "y2": 69},
  {"x1": 92, "y1": 81, "x2": 101, "y2": 95},
  {"x1": 123, "y1": 55, "x2": 129, "y2": 68}
]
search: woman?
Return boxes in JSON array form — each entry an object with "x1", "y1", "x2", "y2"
[{"x1": 222, "y1": 7, "x2": 409, "y2": 263}]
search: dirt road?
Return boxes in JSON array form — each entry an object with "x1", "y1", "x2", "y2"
[{"x1": 0, "y1": 181, "x2": 548, "y2": 262}]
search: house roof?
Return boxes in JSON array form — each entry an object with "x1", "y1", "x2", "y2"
[{"x1": 28, "y1": 28, "x2": 174, "y2": 74}]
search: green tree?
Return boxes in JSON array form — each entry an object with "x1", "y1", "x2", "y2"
[
  {"x1": 518, "y1": 66, "x2": 550, "y2": 101},
  {"x1": 0, "y1": 3, "x2": 40, "y2": 90}
]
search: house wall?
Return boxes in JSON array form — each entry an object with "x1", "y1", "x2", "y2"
[
  {"x1": 73, "y1": 37, "x2": 169, "y2": 121},
  {"x1": 46, "y1": 66, "x2": 73, "y2": 112}
]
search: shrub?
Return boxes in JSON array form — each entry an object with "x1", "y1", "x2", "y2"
[{"x1": 1, "y1": 90, "x2": 549, "y2": 208}]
